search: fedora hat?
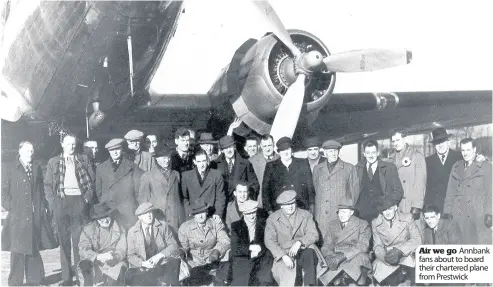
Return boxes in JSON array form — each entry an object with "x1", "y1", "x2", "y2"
[
  {"x1": 218, "y1": 136, "x2": 235, "y2": 149},
  {"x1": 190, "y1": 200, "x2": 210, "y2": 216},
  {"x1": 197, "y1": 132, "x2": 217, "y2": 144},
  {"x1": 429, "y1": 128, "x2": 451, "y2": 144},
  {"x1": 90, "y1": 203, "x2": 114, "y2": 220}
]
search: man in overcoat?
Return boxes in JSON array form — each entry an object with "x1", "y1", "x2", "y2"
[
  {"x1": 319, "y1": 203, "x2": 371, "y2": 286},
  {"x1": 355, "y1": 140, "x2": 404, "y2": 223},
  {"x1": 45, "y1": 134, "x2": 95, "y2": 285},
  {"x1": 249, "y1": 134, "x2": 279, "y2": 208},
  {"x1": 78, "y1": 203, "x2": 127, "y2": 286},
  {"x1": 371, "y1": 197, "x2": 421, "y2": 285},
  {"x1": 2, "y1": 141, "x2": 54, "y2": 285},
  {"x1": 262, "y1": 137, "x2": 315, "y2": 214},
  {"x1": 444, "y1": 137, "x2": 492, "y2": 244},
  {"x1": 313, "y1": 140, "x2": 359, "y2": 234},
  {"x1": 303, "y1": 136, "x2": 325, "y2": 172},
  {"x1": 125, "y1": 203, "x2": 181, "y2": 286},
  {"x1": 138, "y1": 145, "x2": 185, "y2": 232},
  {"x1": 230, "y1": 200, "x2": 274, "y2": 286},
  {"x1": 225, "y1": 181, "x2": 249, "y2": 232},
  {"x1": 213, "y1": 135, "x2": 259, "y2": 201},
  {"x1": 421, "y1": 205, "x2": 462, "y2": 244},
  {"x1": 124, "y1": 129, "x2": 155, "y2": 172},
  {"x1": 96, "y1": 138, "x2": 143, "y2": 231}
]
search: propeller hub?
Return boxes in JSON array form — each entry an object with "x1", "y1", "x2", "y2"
[{"x1": 301, "y1": 50, "x2": 324, "y2": 71}]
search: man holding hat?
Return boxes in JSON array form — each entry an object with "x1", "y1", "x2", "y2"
[
  {"x1": 214, "y1": 135, "x2": 259, "y2": 202},
  {"x1": 178, "y1": 200, "x2": 231, "y2": 285},
  {"x1": 264, "y1": 190, "x2": 322, "y2": 286},
  {"x1": 96, "y1": 138, "x2": 143, "y2": 231},
  {"x1": 303, "y1": 136, "x2": 325, "y2": 172},
  {"x1": 124, "y1": 129, "x2": 155, "y2": 172},
  {"x1": 424, "y1": 127, "x2": 463, "y2": 213},
  {"x1": 313, "y1": 139, "x2": 360, "y2": 232},
  {"x1": 126, "y1": 202, "x2": 181, "y2": 286},
  {"x1": 262, "y1": 136, "x2": 315, "y2": 214},
  {"x1": 230, "y1": 200, "x2": 274, "y2": 286},
  {"x1": 371, "y1": 196, "x2": 421, "y2": 285},
  {"x1": 78, "y1": 203, "x2": 127, "y2": 286},
  {"x1": 197, "y1": 132, "x2": 219, "y2": 162},
  {"x1": 319, "y1": 201, "x2": 371, "y2": 286},
  {"x1": 138, "y1": 145, "x2": 186, "y2": 232}
]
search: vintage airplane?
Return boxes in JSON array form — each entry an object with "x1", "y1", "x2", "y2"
[{"x1": 1, "y1": 0, "x2": 491, "y2": 155}]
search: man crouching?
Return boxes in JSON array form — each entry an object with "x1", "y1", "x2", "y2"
[
  {"x1": 78, "y1": 203, "x2": 127, "y2": 286},
  {"x1": 125, "y1": 202, "x2": 181, "y2": 286},
  {"x1": 319, "y1": 202, "x2": 372, "y2": 286}
]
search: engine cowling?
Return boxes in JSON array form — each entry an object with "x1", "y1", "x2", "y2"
[{"x1": 209, "y1": 29, "x2": 336, "y2": 135}]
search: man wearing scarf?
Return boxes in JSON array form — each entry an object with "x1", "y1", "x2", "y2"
[{"x1": 45, "y1": 134, "x2": 95, "y2": 285}]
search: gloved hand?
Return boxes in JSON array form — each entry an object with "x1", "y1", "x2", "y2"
[
  {"x1": 384, "y1": 248, "x2": 404, "y2": 266},
  {"x1": 209, "y1": 249, "x2": 221, "y2": 263},
  {"x1": 485, "y1": 214, "x2": 492, "y2": 228},
  {"x1": 410, "y1": 207, "x2": 422, "y2": 220},
  {"x1": 327, "y1": 252, "x2": 346, "y2": 271}
]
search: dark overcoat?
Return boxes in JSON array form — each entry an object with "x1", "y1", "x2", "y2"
[
  {"x1": 170, "y1": 150, "x2": 193, "y2": 173},
  {"x1": 422, "y1": 218, "x2": 462, "y2": 245},
  {"x1": 213, "y1": 153, "x2": 259, "y2": 201},
  {"x1": 95, "y1": 157, "x2": 143, "y2": 230},
  {"x1": 262, "y1": 158, "x2": 315, "y2": 212},
  {"x1": 249, "y1": 153, "x2": 279, "y2": 208}
]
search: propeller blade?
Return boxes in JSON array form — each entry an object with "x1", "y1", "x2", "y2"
[
  {"x1": 270, "y1": 74, "x2": 306, "y2": 143},
  {"x1": 323, "y1": 48, "x2": 412, "y2": 72},
  {"x1": 252, "y1": 1, "x2": 301, "y2": 57}
]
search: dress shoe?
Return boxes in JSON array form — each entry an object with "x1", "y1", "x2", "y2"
[{"x1": 59, "y1": 280, "x2": 74, "y2": 286}]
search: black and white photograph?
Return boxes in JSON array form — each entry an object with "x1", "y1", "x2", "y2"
[{"x1": 1, "y1": 0, "x2": 491, "y2": 286}]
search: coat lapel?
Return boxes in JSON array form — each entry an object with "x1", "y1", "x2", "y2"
[
  {"x1": 376, "y1": 213, "x2": 408, "y2": 246},
  {"x1": 290, "y1": 211, "x2": 305, "y2": 239},
  {"x1": 377, "y1": 160, "x2": 387, "y2": 193},
  {"x1": 109, "y1": 158, "x2": 133, "y2": 189},
  {"x1": 329, "y1": 160, "x2": 344, "y2": 176},
  {"x1": 289, "y1": 159, "x2": 301, "y2": 174},
  {"x1": 336, "y1": 216, "x2": 358, "y2": 244}
]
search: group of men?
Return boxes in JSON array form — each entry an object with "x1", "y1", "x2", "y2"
[{"x1": 1, "y1": 125, "x2": 491, "y2": 286}]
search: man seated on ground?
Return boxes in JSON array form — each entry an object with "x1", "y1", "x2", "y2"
[
  {"x1": 319, "y1": 202, "x2": 371, "y2": 286},
  {"x1": 264, "y1": 190, "x2": 325, "y2": 286},
  {"x1": 78, "y1": 203, "x2": 127, "y2": 286},
  {"x1": 178, "y1": 200, "x2": 231, "y2": 286},
  {"x1": 230, "y1": 200, "x2": 275, "y2": 286},
  {"x1": 125, "y1": 203, "x2": 181, "y2": 286},
  {"x1": 372, "y1": 196, "x2": 422, "y2": 286},
  {"x1": 422, "y1": 204, "x2": 462, "y2": 244},
  {"x1": 225, "y1": 181, "x2": 250, "y2": 232}
]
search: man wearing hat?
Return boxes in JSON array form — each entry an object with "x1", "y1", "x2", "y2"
[
  {"x1": 178, "y1": 200, "x2": 231, "y2": 286},
  {"x1": 78, "y1": 203, "x2": 127, "y2": 286},
  {"x1": 126, "y1": 202, "x2": 181, "y2": 286},
  {"x1": 303, "y1": 136, "x2": 325, "y2": 172},
  {"x1": 319, "y1": 202, "x2": 371, "y2": 286},
  {"x1": 213, "y1": 135, "x2": 259, "y2": 202},
  {"x1": 230, "y1": 200, "x2": 274, "y2": 286},
  {"x1": 371, "y1": 196, "x2": 421, "y2": 285},
  {"x1": 262, "y1": 136, "x2": 315, "y2": 214},
  {"x1": 264, "y1": 190, "x2": 323, "y2": 286},
  {"x1": 424, "y1": 127, "x2": 463, "y2": 213},
  {"x1": 138, "y1": 145, "x2": 186, "y2": 232},
  {"x1": 124, "y1": 129, "x2": 155, "y2": 172},
  {"x1": 313, "y1": 139, "x2": 359, "y2": 233},
  {"x1": 96, "y1": 138, "x2": 143, "y2": 231},
  {"x1": 197, "y1": 132, "x2": 219, "y2": 162},
  {"x1": 170, "y1": 127, "x2": 194, "y2": 173}
]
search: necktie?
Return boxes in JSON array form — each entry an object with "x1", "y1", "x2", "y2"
[
  {"x1": 145, "y1": 226, "x2": 151, "y2": 245},
  {"x1": 368, "y1": 163, "x2": 374, "y2": 180},
  {"x1": 26, "y1": 164, "x2": 32, "y2": 182},
  {"x1": 341, "y1": 222, "x2": 346, "y2": 230},
  {"x1": 228, "y1": 159, "x2": 234, "y2": 174},
  {"x1": 200, "y1": 172, "x2": 205, "y2": 181},
  {"x1": 440, "y1": 154, "x2": 446, "y2": 164},
  {"x1": 112, "y1": 160, "x2": 119, "y2": 172},
  {"x1": 432, "y1": 229, "x2": 436, "y2": 244}
]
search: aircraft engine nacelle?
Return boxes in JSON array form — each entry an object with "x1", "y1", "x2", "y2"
[{"x1": 209, "y1": 29, "x2": 336, "y2": 135}]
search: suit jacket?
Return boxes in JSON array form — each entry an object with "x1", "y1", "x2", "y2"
[
  {"x1": 424, "y1": 149, "x2": 462, "y2": 212},
  {"x1": 423, "y1": 218, "x2": 461, "y2": 245},
  {"x1": 249, "y1": 153, "x2": 280, "y2": 208},
  {"x1": 95, "y1": 157, "x2": 143, "y2": 230},
  {"x1": 170, "y1": 150, "x2": 193, "y2": 173},
  {"x1": 127, "y1": 219, "x2": 180, "y2": 268},
  {"x1": 262, "y1": 158, "x2": 315, "y2": 212},
  {"x1": 181, "y1": 168, "x2": 226, "y2": 218},
  {"x1": 213, "y1": 153, "x2": 259, "y2": 201}
]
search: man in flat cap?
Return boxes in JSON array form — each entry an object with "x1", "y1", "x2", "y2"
[
  {"x1": 249, "y1": 134, "x2": 280, "y2": 208},
  {"x1": 263, "y1": 136, "x2": 315, "y2": 214},
  {"x1": 421, "y1": 204, "x2": 462, "y2": 245},
  {"x1": 213, "y1": 135, "x2": 259, "y2": 202},
  {"x1": 78, "y1": 203, "x2": 127, "y2": 286},
  {"x1": 371, "y1": 196, "x2": 421, "y2": 285},
  {"x1": 124, "y1": 129, "x2": 155, "y2": 172},
  {"x1": 138, "y1": 145, "x2": 186, "y2": 232},
  {"x1": 319, "y1": 202, "x2": 371, "y2": 286},
  {"x1": 197, "y1": 132, "x2": 219, "y2": 162},
  {"x1": 313, "y1": 140, "x2": 359, "y2": 235},
  {"x1": 355, "y1": 140, "x2": 403, "y2": 223},
  {"x1": 264, "y1": 190, "x2": 324, "y2": 286},
  {"x1": 170, "y1": 127, "x2": 194, "y2": 173},
  {"x1": 96, "y1": 138, "x2": 143, "y2": 231},
  {"x1": 125, "y1": 202, "x2": 181, "y2": 286},
  {"x1": 230, "y1": 200, "x2": 274, "y2": 286},
  {"x1": 45, "y1": 133, "x2": 95, "y2": 285},
  {"x1": 303, "y1": 136, "x2": 325, "y2": 172},
  {"x1": 178, "y1": 200, "x2": 231, "y2": 286}
]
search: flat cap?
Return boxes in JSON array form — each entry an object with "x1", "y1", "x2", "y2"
[
  {"x1": 105, "y1": 138, "x2": 124, "y2": 150},
  {"x1": 276, "y1": 136, "x2": 292, "y2": 152},
  {"x1": 276, "y1": 190, "x2": 297, "y2": 205},
  {"x1": 238, "y1": 200, "x2": 259, "y2": 214},
  {"x1": 322, "y1": 140, "x2": 342, "y2": 150},
  {"x1": 303, "y1": 136, "x2": 320, "y2": 148},
  {"x1": 337, "y1": 203, "x2": 356, "y2": 211},
  {"x1": 124, "y1": 130, "x2": 144, "y2": 141},
  {"x1": 376, "y1": 196, "x2": 397, "y2": 212},
  {"x1": 218, "y1": 135, "x2": 235, "y2": 149},
  {"x1": 135, "y1": 202, "x2": 156, "y2": 216}
]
